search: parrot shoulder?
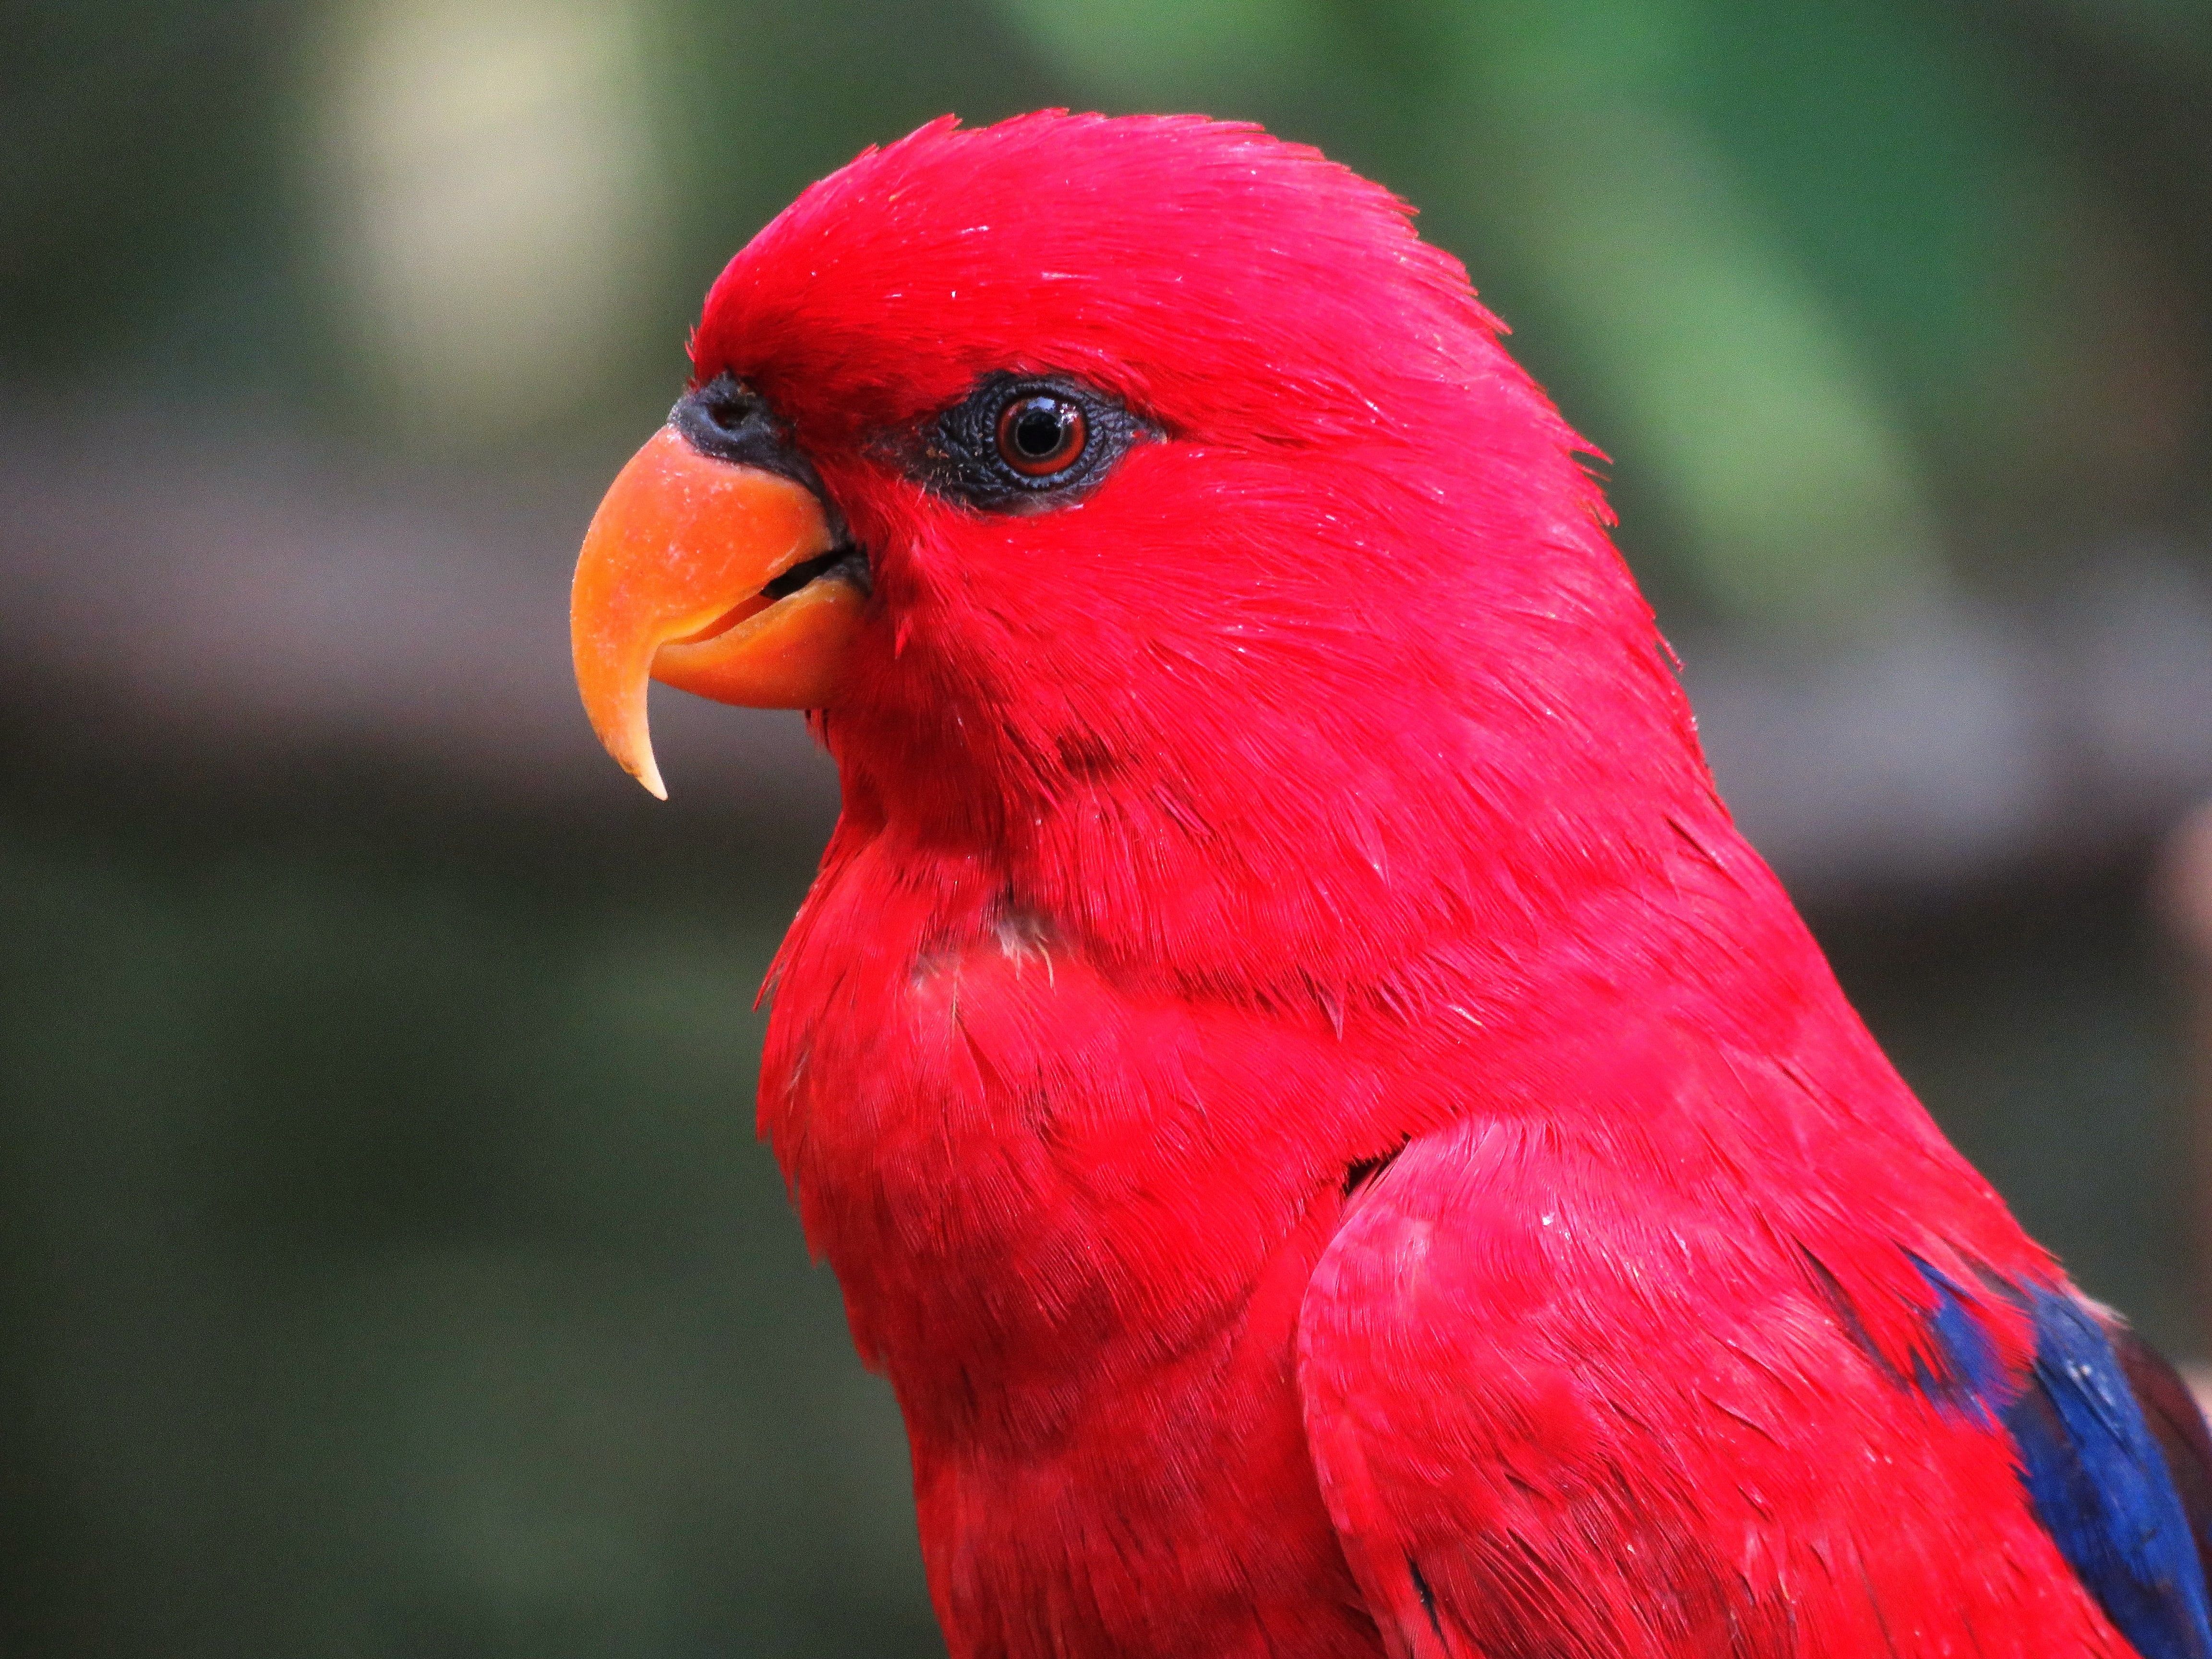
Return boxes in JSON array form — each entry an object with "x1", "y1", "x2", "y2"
[{"x1": 1293, "y1": 1106, "x2": 2153, "y2": 1659}]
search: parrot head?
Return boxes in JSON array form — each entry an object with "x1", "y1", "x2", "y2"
[{"x1": 572, "y1": 112, "x2": 1715, "y2": 984}]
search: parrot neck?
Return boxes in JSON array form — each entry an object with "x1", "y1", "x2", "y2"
[{"x1": 822, "y1": 692, "x2": 1790, "y2": 1032}]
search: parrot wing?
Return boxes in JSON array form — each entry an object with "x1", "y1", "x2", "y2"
[
  {"x1": 2089, "y1": 1310, "x2": 2212, "y2": 1655},
  {"x1": 1295, "y1": 1111, "x2": 2212, "y2": 1659}
]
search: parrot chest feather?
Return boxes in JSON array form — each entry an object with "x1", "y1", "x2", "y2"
[{"x1": 756, "y1": 840, "x2": 1386, "y2": 1657}]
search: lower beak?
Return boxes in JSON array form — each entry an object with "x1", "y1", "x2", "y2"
[{"x1": 569, "y1": 424, "x2": 865, "y2": 798}]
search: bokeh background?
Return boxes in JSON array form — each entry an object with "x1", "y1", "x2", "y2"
[{"x1": 6, "y1": 1, "x2": 2212, "y2": 1653}]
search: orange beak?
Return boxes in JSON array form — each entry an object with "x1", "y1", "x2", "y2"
[{"x1": 569, "y1": 424, "x2": 866, "y2": 798}]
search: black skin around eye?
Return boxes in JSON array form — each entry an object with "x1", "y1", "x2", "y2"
[{"x1": 916, "y1": 373, "x2": 1145, "y2": 511}]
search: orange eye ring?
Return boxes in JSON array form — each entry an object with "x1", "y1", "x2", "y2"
[{"x1": 995, "y1": 394, "x2": 1088, "y2": 477}]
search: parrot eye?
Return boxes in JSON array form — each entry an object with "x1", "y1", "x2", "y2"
[
  {"x1": 919, "y1": 373, "x2": 1145, "y2": 510},
  {"x1": 995, "y1": 394, "x2": 1087, "y2": 477}
]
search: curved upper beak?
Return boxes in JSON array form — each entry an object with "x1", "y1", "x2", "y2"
[{"x1": 569, "y1": 423, "x2": 865, "y2": 799}]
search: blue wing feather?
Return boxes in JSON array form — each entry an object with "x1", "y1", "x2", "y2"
[
  {"x1": 1920, "y1": 1271, "x2": 2212, "y2": 1659},
  {"x1": 2006, "y1": 1291, "x2": 2212, "y2": 1659},
  {"x1": 2107, "y1": 1321, "x2": 2212, "y2": 1596}
]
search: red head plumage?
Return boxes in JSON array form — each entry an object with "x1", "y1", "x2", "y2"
[{"x1": 679, "y1": 112, "x2": 1713, "y2": 1000}]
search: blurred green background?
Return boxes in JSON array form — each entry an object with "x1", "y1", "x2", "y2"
[{"x1": 5, "y1": 1, "x2": 2212, "y2": 1653}]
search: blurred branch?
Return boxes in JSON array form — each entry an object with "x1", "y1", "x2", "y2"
[
  {"x1": 0, "y1": 406, "x2": 840, "y2": 835},
  {"x1": 2156, "y1": 801, "x2": 2212, "y2": 1351}
]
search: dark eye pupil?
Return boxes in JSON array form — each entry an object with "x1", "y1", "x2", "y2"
[
  {"x1": 992, "y1": 392, "x2": 1090, "y2": 480},
  {"x1": 1014, "y1": 405, "x2": 1067, "y2": 457}
]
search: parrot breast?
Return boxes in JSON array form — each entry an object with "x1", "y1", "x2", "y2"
[{"x1": 757, "y1": 824, "x2": 1386, "y2": 1658}]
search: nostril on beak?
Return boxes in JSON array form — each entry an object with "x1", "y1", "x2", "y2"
[
  {"x1": 694, "y1": 373, "x2": 757, "y2": 440},
  {"x1": 671, "y1": 372, "x2": 815, "y2": 480}
]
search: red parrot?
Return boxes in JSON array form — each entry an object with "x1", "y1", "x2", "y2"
[{"x1": 568, "y1": 113, "x2": 2212, "y2": 1659}]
